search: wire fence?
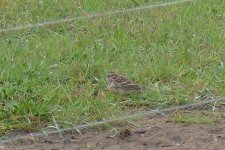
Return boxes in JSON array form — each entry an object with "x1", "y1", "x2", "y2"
[
  {"x1": 0, "y1": 0, "x2": 193, "y2": 33},
  {"x1": 0, "y1": 96, "x2": 225, "y2": 143},
  {"x1": 1, "y1": 0, "x2": 223, "y2": 145}
]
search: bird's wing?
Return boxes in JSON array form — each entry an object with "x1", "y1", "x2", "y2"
[{"x1": 115, "y1": 76, "x2": 133, "y2": 84}]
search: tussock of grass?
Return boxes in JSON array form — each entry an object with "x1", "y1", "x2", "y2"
[{"x1": 0, "y1": 0, "x2": 225, "y2": 134}]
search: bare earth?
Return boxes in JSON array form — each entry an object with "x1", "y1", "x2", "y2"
[{"x1": 1, "y1": 110, "x2": 225, "y2": 150}]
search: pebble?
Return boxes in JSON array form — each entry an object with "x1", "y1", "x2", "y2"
[{"x1": 136, "y1": 128, "x2": 147, "y2": 134}]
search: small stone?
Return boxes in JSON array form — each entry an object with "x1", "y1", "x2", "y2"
[
  {"x1": 63, "y1": 139, "x2": 71, "y2": 144},
  {"x1": 136, "y1": 128, "x2": 146, "y2": 134},
  {"x1": 119, "y1": 129, "x2": 132, "y2": 138},
  {"x1": 44, "y1": 139, "x2": 53, "y2": 144},
  {"x1": 71, "y1": 135, "x2": 77, "y2": 139}
]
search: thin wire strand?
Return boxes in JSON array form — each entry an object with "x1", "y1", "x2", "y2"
[
  {"x1": 0, "y1": 0, "x2": 193, "y2": 33},
  {"x1": 0, "y1": 96, "x2": 225, "y2": 143},
  {"x1": 0, "y1": 0, "x2": 209, "y2": 144}
]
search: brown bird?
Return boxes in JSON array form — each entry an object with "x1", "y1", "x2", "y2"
[{"x1": 106, "y1": 71, "x2": 142, "y2": 95}]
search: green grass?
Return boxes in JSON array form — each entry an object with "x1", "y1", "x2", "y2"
[
  {"x1": 0, "y1": 0, "x2": 180, "y2": 26},
  {"x1": 170, "y1": 111, "x2": 224, "y2": 124},
  {"x1": 0, "y1": 0, "x2": 225, "y2": 135}
]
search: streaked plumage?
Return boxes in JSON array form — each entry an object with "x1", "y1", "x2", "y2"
[{"x1": 106, "y1": 71, "x2": 142, "y2": 94}]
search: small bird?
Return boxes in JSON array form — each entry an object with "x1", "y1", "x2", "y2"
[{"x1": 106, "y1": 71, "x2": 142, "y2": 95}]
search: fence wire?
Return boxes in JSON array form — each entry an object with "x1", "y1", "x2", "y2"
[
  {"x1": 1, "y1": 0, "x2": 220, "y2": 145},
  {"x1": 0, "y1": 0, "x2": 194, "y2": 33},
  {"x1": 0, "y1": 96, "x2": 225, "y2": 143}
]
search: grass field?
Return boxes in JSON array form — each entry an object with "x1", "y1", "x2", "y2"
[{"x1": 0, "y1": 0, "x2": 225, "y2": 135}]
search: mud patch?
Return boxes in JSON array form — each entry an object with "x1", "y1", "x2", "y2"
[{"x1": 1, "y1": 109, "x2": 225, "y2": 150}]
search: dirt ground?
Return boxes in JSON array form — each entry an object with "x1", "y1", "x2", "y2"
[{"x1": 1, "y1": 108, "x2": 225, "y2": 150}]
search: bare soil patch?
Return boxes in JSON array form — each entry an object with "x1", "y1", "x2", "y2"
[{"x1": 1, "y1": 108, "x2": 225, "y2": 150}]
